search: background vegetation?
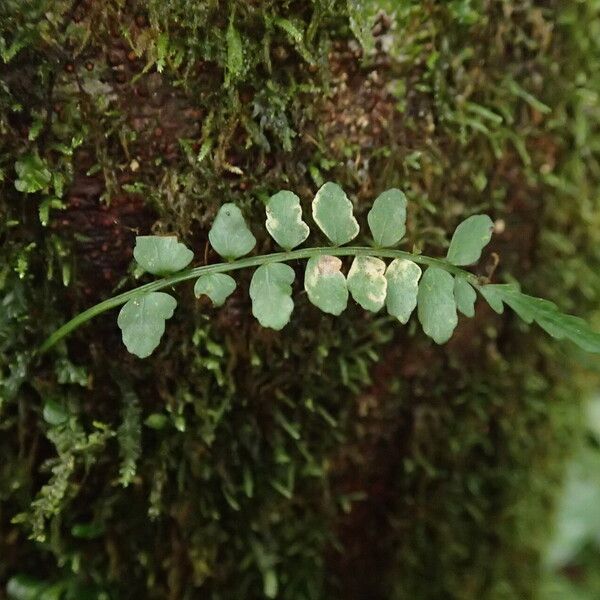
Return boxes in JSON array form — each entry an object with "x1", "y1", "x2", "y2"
[
  {"x1": 1, "y1": 0, "x2": 600, "y2": 598},
  {"x1": 542, "y1": 397, "x2": 600, "y2": 600}
]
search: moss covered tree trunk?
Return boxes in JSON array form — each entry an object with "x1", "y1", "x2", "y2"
[{"x1": 2, "y1": 1, "x2": 600, "y2": 598}]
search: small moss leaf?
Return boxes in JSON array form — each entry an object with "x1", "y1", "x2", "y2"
[
  {"x1": 6, "y1": 575, "x2": 46, "y2": 600},
  {"x1": 446, "y1": 215, "x2": 494, "y2": 266},
  {"x1": 264, "y1": 569, "x2": 278, "y2": 599},
  {"x1": 145, "y1": 413, "x2": 169, "y2": 430},
  {"x1": 347, "y1": 256, "x2": 387, "y2": 312},
  {"x1": 14, "y1": 153, "x2": 51, "y2": 193},
  {"x1": 133, "y1": 236, "x2": 194, "y2": 276},
  {"x1": 417, "y1": 267, "x2": 458, "y2": 344},
  {"x1": 304, "y1": 255, "x2": 348, "y2": 315},
  {"x1": 312, "y1": 182, "x2": 359, "y2": 246},
  {"x1": 347, "y1": 0, "x2": 377, "y2": 53},
  {"x1": 194, "y1": 273, "x2": 236, "y2": 306},
  {"x1": 117, "y1": 292, "x2": 177, "y2": 358},
  {"x1": 249, "y1": 263, "x2": 295, "y2": 330},
  {"x1": 265, "y1": 190, "x2": 310, "y2": 250},
  {"x1": 209, "y1": 203, "x2": 256, "y2": 260},
  {"x1": 42, "y1": 399, "x2": 68, "y2": 426},
  {"x1": 226, "y1": 17, "x2": 244, "y2": 83},
  {"x1": 454, "y1": 277, "x2": 477, "y2": 317},
  {"x1": 385, "y1": 259, "x2": 421, "y2": 323},
  {"x1": 71, "y1": 521, "x2": 105, "y2": 540},
  {"x1": 273, "y1": 17, "x2": 314, "y2": 64},
  {"x1": 367, "y1": 188, "x2": 407, "y2": 247},
  {"x1": 477, "y1": 284, "x2": 600, "y2": 353}
]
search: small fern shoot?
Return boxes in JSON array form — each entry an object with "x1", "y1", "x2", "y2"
[{"x1": 40, "y1": 183, "x2": 600, "y2": 358}]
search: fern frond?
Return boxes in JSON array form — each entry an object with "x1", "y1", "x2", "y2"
[{"x1": 39, "y1": 183, "x2": 600, "y2": 359}]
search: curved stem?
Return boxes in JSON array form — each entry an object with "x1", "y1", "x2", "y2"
[{"x1": 39, "y1": 246, "x2": 477, "y2": 354}]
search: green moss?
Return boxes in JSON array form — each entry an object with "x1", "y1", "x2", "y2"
[{"x1": 1, "y1": 0, "x2": 600, "y2": 598}]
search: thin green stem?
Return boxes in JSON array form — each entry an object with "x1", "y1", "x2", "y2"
[{"x1": 39, "y1": 246, "x2": 477, "y2": 354}]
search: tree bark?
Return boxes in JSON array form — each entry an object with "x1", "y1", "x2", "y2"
[{"x1": 1, "y1": 1, "x2": 599, "y2": 598}]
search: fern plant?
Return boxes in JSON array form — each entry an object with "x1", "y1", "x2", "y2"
[{"x1": 40, "y1": 182, "x2": 600, "y2": 358}]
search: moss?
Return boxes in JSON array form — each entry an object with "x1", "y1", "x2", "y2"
[{"x1": 1, "y1": 0, "x2": 600, "y2": 598}]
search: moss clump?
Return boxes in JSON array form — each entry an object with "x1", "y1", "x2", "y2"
[{"x1": 1, "y1": 1, "x2": 600, "y2": 598}]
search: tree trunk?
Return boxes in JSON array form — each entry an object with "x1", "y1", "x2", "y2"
[{"x1": 1, "y1": 1, "x2": 599, "y2": 598}]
